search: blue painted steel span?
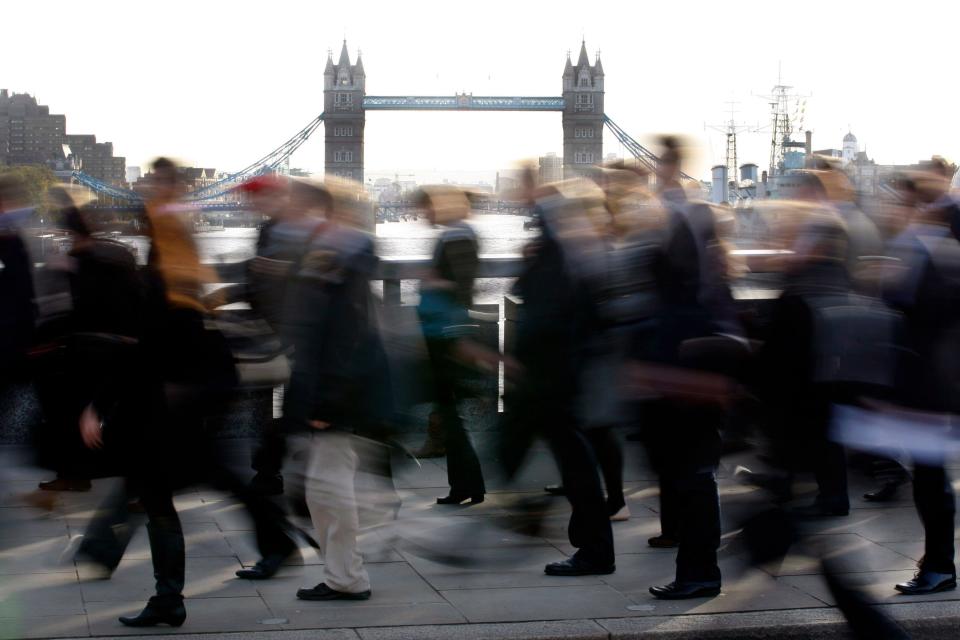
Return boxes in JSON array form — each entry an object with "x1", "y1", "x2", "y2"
[{"x1": 363, "y1": 96, "x2": 565, "y2": 111}]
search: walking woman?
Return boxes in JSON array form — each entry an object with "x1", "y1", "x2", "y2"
[{"x1": 416, "y1": 187, "x2": 486, "y2": 505}]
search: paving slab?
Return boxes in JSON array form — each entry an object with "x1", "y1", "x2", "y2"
[
  {"x1": 439, "y1": 584, "x2": 640, "y2": 623},
  {"x1": 86, "y1": 596, "x2": 275, "y2": 636}
]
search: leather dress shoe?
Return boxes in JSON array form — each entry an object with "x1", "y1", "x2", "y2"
[
  {"x1": 119, "y1": 598, "x2": 186, "y2": 627},
  {"x1": 437, "y1": 493, "x2": 484, "y2": 505},
  {"x1": 895, "y1": 570, "x2": 957, "y2": 595},
  {"x1": 236, "y1": 553, "x2": 289, "y2": 580},
  {"x1": 544, "y1": 557, "x2": 615, "y2": 576},
  {"x1": 38, "y1": 477, "x2": 91, "y2": 492},
  {"x1": 648, "y1": 535, "x2": 679, "y2": 548},
  {"x1": 863, "y1": 483, "x2": 899, "y2": 503},
  {"x1": 297, "y1": 583, "x2": 371, "y2": 601},
  {"x1": 544, "y1": 485, "x2": 567, "y2": 496},
  {"x1": 649, "y1": 580, "x2": 721, "y2": 600}
]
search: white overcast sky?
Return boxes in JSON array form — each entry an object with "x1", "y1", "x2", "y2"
[{"x1": 5, "y1": 0, "x2": 958, "y2": 181}]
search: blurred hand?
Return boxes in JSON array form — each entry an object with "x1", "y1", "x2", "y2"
[
  {"x1": 79, "y1": 404, "x2": 103, "y2": 449},
  {"x1": 308, "y1": 420, "x2": 331, "y2": 431}
]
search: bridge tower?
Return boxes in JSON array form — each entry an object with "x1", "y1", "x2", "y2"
[
  {"x1": 324, "y1": 41, "x2": 365, "y2": 183},
  {"x1": 562, "y1": 41, "x2": 604, "y2": 179}
]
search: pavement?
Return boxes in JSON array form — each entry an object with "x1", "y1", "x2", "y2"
[{"x1": 1, "y1": 435, "x2": 960, "y2": 640}]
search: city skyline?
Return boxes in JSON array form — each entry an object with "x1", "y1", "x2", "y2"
[{"x1": 5, "y1": 0, "x2": 958, "y2": 181}]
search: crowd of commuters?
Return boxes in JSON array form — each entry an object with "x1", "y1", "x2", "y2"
[{"x1": 0, "y1": 143, "x2": 958, "y2": 637}]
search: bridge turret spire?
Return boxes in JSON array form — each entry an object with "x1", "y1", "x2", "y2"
[
  {"x1": 577, "y1": 39, "x2": 590, "y2": 67},
  {"x1": 338, "y1": 39, "x2": 351, "y2": 67},
  {"x1": 594, "y1": 51, "x2": 604, "y2": 76},
  {"x1": 563, "y1": 50, "x2": 573, "y2": 76},
  {"x1": 324, "y1": 49, "x2": 335, "y2": 76},
  {"x1": 354, "y1": 50, "x2": 365, "y2": 77}
]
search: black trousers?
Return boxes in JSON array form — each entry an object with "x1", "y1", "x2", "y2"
[
  {"x1": 549, "y1": 424, "x2": 615, "y2": 567},
  {"x1": 426, "y1": 339, "x2": 485, "y2": 497},
  {"x1": 658, "y1": 404, "x2": 722, "y2": 584},
  {"x1": 913, "y1": 461, "x2": 956, "y2": 575}
]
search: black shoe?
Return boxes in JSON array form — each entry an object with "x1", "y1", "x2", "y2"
[
  {"x1": 895, "y1": 570, "x2": 957, "y2": 595},
  {"x1": 38, "y1": 477, "x2": 91, "y2": 492},
  {"x1": 733, "y1": 466, "x2": 791, "y2": 502},
  {"x1": 250, "y1": 472, "x2": 284, "y2": 496},
  {"x1": 544, "y1": 557, "x2": 615, "y2": 576},
  {"x1": 437, "y1": 493, "x2": 484, "y2": 505},
  {"x1": 235, "y1": 552, "x2": 290, "y2": 580},
  {"x1": 544, "y1": 485, "x2": 567, "y2": 496},
  {"x1": 863, "y1": 483, "x2": 899, "y2": 503},
  {"x1": 296, "y1": 583, "x2": 371, "y2": 601},
  {"x1": 118, "y1": 599, "x2": 186, "y2": 627},
  {"x1": 649, "y1": 580, "x2": 721, "y2": 600},
  {"x1": 648, "y1": 535, "x2": 679, "y2": 548}
]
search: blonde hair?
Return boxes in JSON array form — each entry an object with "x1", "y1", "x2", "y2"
[{"x1": 418, "y1": 185, "x2": 472, "y2": 225}]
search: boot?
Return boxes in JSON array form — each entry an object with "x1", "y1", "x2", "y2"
[
  {"x1": 119, "y1": 596, "x2": 186, "y2": 627},
  {"x1": 145, "y1": 517, "x2": 186, "y2": 613},
  {"x1": 413, "y1": 412, "x2": 446, "y2": 459}
]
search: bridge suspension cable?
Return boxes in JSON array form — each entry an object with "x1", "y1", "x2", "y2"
[
  {"x1": 185, "y1": 112, "x2": 325, "y2": 201},
  {"x1": 603, "y1": 115, "x2": 696, "y2": 182},
  {"x1": 73, "y1": 112, "x2": 326, "y2": 203}
]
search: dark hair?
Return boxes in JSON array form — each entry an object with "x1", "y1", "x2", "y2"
[
  {"x1": 62, "y1": 206, "x2": 91, "y2": 237},
  {"x1": 151, "y1": 157, "x2": 181, "y2": 187},
  {"x1": 659, "y1": 135, "x2": 681, "y2": 166},
  {"x1": 152, "y1": 157, "x2": 177, "y2": 173}
]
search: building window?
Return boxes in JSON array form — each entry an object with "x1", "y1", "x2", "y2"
[
  {"x1": 334, "y1": 150, "x2": 353, "y2": 163},
  {"x1": 334, "y1": 126, "x2": 354, "y2": 137},
  {"x1": 335, "y1": 93, "x2": 352, "y2": 107},
  {"x1": 574, "y1": 152, "x2": 594, "y2": 164},
  {"x1": 574, "y1": 127, "x2": 594, "y2": 139},
  {"x1": 575, "y1": 93, "x2": 593, "y2": 112},
  {"x1": 579, "y1": 76, "x2": 590, "y2": 87}
]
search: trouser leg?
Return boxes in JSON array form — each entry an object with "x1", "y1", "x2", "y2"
[
  {"x1": 207, "y1": 456, "x2": 295, "y2": 561},
  {"x1": 814, "y1": 441, "x2": 850, "y2": 511},
  {"x1": 550, "y1": 425, "x2": 614, "y2": 567},
  {"x1": 140, "y1": 486, "x2": 185, "y2": 605},
  {"x1": 674, "y1": 467, "x2": 722, "y2": 583},
  {"x1": 440, "y1": 403, "x2": 485, "y2": 496},
  {"x1": 913, "y1": 462, "x2": 956, "y2": 575},
  {"x1": 78, "y1": 479, "x2": 143, "y2": 569},
  {"x1": 428, "y1": 340, "x2": 485, "y2": 497},
  {"x1": 302, "y1": 432, "x2": 370, "y2": 593},
  {"x1": 588, "y1": 427, "x2": 624, "y2": 510},
  {"x1": 252, "y1": 417, "x2": 287, "y2": 477}
]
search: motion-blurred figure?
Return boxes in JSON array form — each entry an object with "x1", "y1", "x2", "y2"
[
  {"x1": 415, "y1": 186, "x2": 486, "y2": 505},
  {"x1": 277, "y1": 178, "x2": 385, "y2": 601},
  {"x1": 504, "y1": 179, "x2": 616, "y2": 577},
  {"x1": 0, "y1": 174, "x2": 36, "y2": 387},
  {"x1": 882, "y1": 166, "x2": 960, "y2": 595},
  {"x1": 240, "y1": 174, "x2": 294, "y2": 496},
  {"x1": 116, "y1": 159, "x2": 295, "y2": 627}
]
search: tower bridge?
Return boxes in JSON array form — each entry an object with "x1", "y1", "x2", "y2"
[{"x1": 75, "y1": 40, "x2": 692, "y2": 210}]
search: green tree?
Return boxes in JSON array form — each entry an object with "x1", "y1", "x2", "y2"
[{"x1": 0, "y1": 164, "x2": 57, "y2": 208}]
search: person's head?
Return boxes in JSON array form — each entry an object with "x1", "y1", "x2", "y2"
[
  {"x1": 0, "y1": 174, "x2": 28, "y2": 213},
  {"x1": 656, "y1": 135, "x2": 682, "y2": 185},
  {"x1": 792, "y1": 171, "x2": 829, "y2": 202},
  {"x1": 325, "y1": 176, "x2": 372, "y2": 231},
  {"x1": 237, "y1": 174, "x2": 289, "y2": 219},
  {"x1": 416, "y1": 185, "x2": 471, "y2": 227},
  {"x1": 149, "y1": 157, "x2": 184, "y2": 201},
  {"x1": 289, "y1": 178, "x2": 333, "y2": 219}
]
